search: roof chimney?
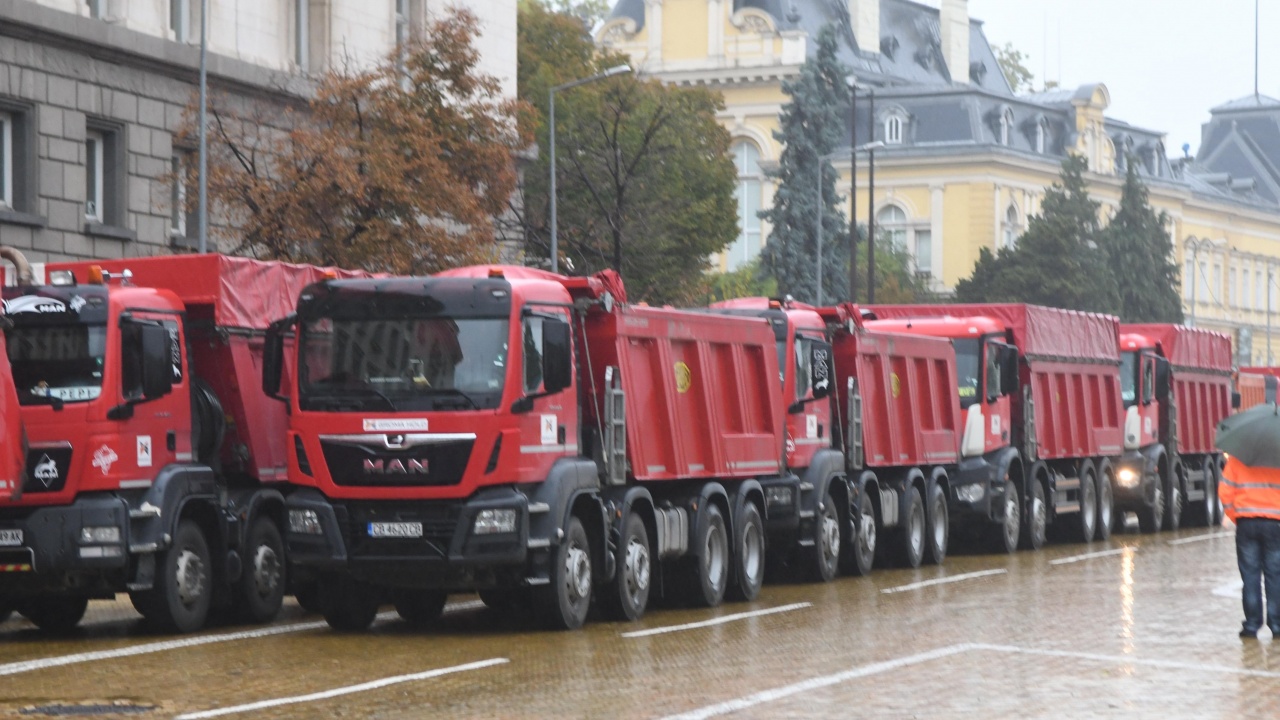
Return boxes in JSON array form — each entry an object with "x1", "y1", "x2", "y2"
[
  {"x1": 848, "y1": 0, "x2": 880, "y2": 55},
  {"x1": 940, "y1": 0, "x2": 970, "y2": 83}
]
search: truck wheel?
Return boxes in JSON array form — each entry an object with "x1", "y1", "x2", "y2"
[
  {"x1": 839, "y1": 490, "x2": 876, "y2": 577},
  {"x1": 924, "y1": 483, "x2": 949, "y2": 565},
  {"x1": 1187, "y1": 460, "x2": 1217, "y2": 527},
  {"x1": 238, "y1": 517, "x2": 287, "y2": 623},
  {"x1": 536, "y1": 515, "x2": 593, "y2": 629},
  {"x1": 994, "y1": 480, "x2": 1021, "y2": 554},
  {"x1": 293, "y1": 580, "x2": 321, "y2": 614},
  {"x1": 728, "y1": 501, "x2": 765, "y2": 600},
  {"x1": 685, "y1": 503, "x2": 729, "y2": 608},
  {"x1": 1076, "y1": 470, "x2": 1097, "y2": 542},
  {"x1": 0, "y1": 597, "x2": 13, "y2": 624},
  {"x1": 392, "y1": 589, "x2": 447, "y2": 627},
  {"x1": 1163, "y1": 467, "x2": 1183, "y2": 532},
  {"x1": 1096, "y1": 467, "x2": 1114, "y2": 541},
  {"x1": 479, "y1": 588, "x2": 531, "y2": 613},
  {"x1": 1211, "y1": 460, "x2": 1224, "y2": 526},
  {"x1": 137, "y1": 519, "x2": 213, "y2": 633},
  {"x1": 604, "y1": 512, "x2": 652, "y2": 620},
  {"x1": 1020, "y1": 479, "x2": 1047, "y2": 551},
  {"x1": 19, "y1": 595, "x2": 88, "y2": 633},
  {"x1": 1138, "y1": 473, "x2": 1165, "y2": 534},
  {"x1": 320, "y1": 576, "x2": 380, "y2": 631},
  {"x1": 806, "y1": 491, "x2": 840, "y2": 583},
  {"x1": 894, "y1": 486, "x2": 926, "y2": 568}
]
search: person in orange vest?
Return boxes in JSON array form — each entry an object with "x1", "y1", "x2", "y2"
[{"x1": 1221, "y1": 456, "x2": 1280, "y2": 638}]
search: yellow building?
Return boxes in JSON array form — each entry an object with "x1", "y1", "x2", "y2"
[{"x1": 598, "y1": 0, "x2": 1280, "y2": 365}]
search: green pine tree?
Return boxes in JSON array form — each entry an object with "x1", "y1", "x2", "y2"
[
  {"x1": 759, "y1": 25, "x2": 851, "y2": 304},
  {"x1": 955, "y1": 155, "x2": 1120, "y2": 314},
  {"x1": 1100, "y1": 159, "x2": 1184, "y2": 322}
]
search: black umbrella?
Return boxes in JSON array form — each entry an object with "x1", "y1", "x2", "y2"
[{"x1": 1216, "y1": 402, "x2": 1280, "y2": 469}]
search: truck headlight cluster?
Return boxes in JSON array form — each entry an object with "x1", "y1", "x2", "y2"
[
  {"x1": 288, "y1": 509, "x2": 323, "y2": 535},
  {"x1": 79, "y1": 526, "x2": 121, "y2": 544},
  {"x1": 1117, "y1": 468, "x2": 1139, "y2": 488},
  {"x1": 473, "y1": 509, "x2": 517, "y2": 535},
  {"x1": 765, "y1": 486, "x2": 794, "y2": 509},
  {"x1": 956, "y1": 485, "x2": 985, "y2": 503}
]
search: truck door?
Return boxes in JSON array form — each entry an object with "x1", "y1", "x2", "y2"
[
  {"x1": 515, "y1": 307, "x2": 577, "y2": 480},
  {"x1": 983, "y1": 339, "x2": 1015, "y2": 454},
  {"x1": 1140, "y1": 352, "x2": 1160, "y2": 448},
  {"x1": 109, "y1": 311, "x2": 190, "y2": 483}
]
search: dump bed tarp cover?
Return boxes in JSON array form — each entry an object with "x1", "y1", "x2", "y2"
[
  {"x1": 1123, "y1": 324, "x2": 1232, "y2": 372},
  {"x1": 438, "y1": 265, "x2": 628, "y2": 304},
  {"x1": 871, "y1": 303, "x2": 1118, "y2": 363},
  {"x1": 46, "y1": 254, "x2": 374, "y2": 330}
]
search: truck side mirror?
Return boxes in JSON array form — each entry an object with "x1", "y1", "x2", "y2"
[
  {"x1": 810, "y1": 340, "x2": 833, "y2": 400},
  {"x1": 263, "y1": 314, "x2": 295, "y2": 401},
  {"x1": 122, "y1": 319, "x2": 173, "y2": 401},
  {"x1": 1233, "y1": 391, "x2": 1242, "y2": 410},
  {"x1": 541, "y1": 318, "x2": 573, "y2": 395},
  {"x1": 1154, "y1": 357, "x2": 1170, "y2": 399},
  {"x1": 998, "y1": 344, "x2": 1019, "y2": 399}
]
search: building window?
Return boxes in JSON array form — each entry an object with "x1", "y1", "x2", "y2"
[
  {"x1": 170, "y1": 0, "x2": 190, "y2": 42},
  {"x1": 914, "y1": 229, "x2": 931, "y2": 276},
  {"x1": 1001, "y1": 204, "x2": 1020, "y2": 250},
  {"x1": 876, "y1": 205, "x2": 908, "y2": 251},
  {"x1": 396, "y1": 0, "x2": 410, "y2": 46},
  {"x1": 1243, "y1": 267, "x2": 1252, "y2": 310},
  {"x1": 885, "y1": 114, "x2": 904, "y2": 145},
  {"x1": 87, "y1": 0, "x2": 105, "y2": 19},
  {"x1": 1036, "y1": 118, "x2": 1049, "y2": 154},
  {"x1": 295, "y1": 0, "x2": 310, "y2": 69},
  {"x1": 1212, "y1": 262, "x2": 1222, "y2": 303},
  {"x1": 1230, "y1": 267, "x2": 1238, "y2": 307},
  {"x1": 85, "y1": 130, "x2": 104, "y2": 222},
  {"x1": 1258, "y1": 270, "x2": 1266, "y2": 311},
  {"x1": 1183, "y1": 260, "x2": 1193, "y2": 300},
  {"x1": 999, "y1": 108, "x2": 1013, "y2": 146},
  {"x1": 0, "y1": 112, "x2": 11, "y2": 209},
  {"x1": 728, "y1": 141, "x2": 764, "y2": 271}
]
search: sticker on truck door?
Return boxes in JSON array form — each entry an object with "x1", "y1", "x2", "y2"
[
  {"x1": 541, "y1": 415, "x2": 557, "y2": 445},
  {"x1": 137, "y1": 436, "x2": 152, "y2": 468}
]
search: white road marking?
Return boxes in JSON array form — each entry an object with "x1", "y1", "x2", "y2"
[
  {"x1": 661, "y1": 644, "x2": 976, "y2": 719},
  {"x1": 0, "y1": 612, "x2": 395, "y2": 678},
  {"x1": 1168, "y1": 531, "x2": 1234, "y2": 546},
  {"x1": 879, "y1": 569, "x2": 1007, "y2": 594},
  {"x1": 1049, "y1": 547, "x2": 1134, "y2": 566},
  {"x1": 974, "y1": 643, "x2": 1280, "y2": 678},
  {"x1": 621, "y1": 603, "x2": 812, "y2": 638},
  {"x1": 173, "y1": 658, "x2": 509, "y2": 719}
]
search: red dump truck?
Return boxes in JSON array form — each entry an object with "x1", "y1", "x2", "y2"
[
  {"x1": 0, "y1": 249, "x2": 32, "y2": 624},
  {"x1": 1238, "y1": 367, "x2": 1280, "y2": 410},
  {"x1": 0, "y1": 254, "x2": 363, "y2": 633},
  {"x1": 271, "y1": 266, "x2": 827, "y2": 630},
  {"x1": 1118, "y1": 325, "x2": 1231, "y2": 531},
  {"x1": 708, "y1": 299, "x2": 961, "y2": 575},
  {"x1": 869, "y1": 304, "x2": 1124, "y2": 551}
]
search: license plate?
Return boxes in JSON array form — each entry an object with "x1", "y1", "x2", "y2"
[
  {"x1": 0, "y1": 529, "x2": 22, "y2": 547},
  {"x1": 368, "y1": 522, "x2": 423, "y2": 539}
]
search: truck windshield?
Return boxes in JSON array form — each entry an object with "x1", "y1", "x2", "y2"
[
  {"x1": 954, "y1": 338, "x2": 980, "y2": 409},
  {"x1": 6, "y1": 323, "x2": 107, "y2": 405},
  {"x1": 1120, "y1": 351, "x2": 1138, "y2": 407},
  {"x1": 299, "y1": 316, "x2": 509, "y2": 412}
]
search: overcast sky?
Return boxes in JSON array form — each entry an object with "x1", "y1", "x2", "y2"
[{"x1": 966, "y1": 0, "x2": 1271, "y2": 157}]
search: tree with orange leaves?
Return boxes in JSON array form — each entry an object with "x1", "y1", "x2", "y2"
[{"x1": 187, "y1": 9, "x2": 531, "y2": 274}]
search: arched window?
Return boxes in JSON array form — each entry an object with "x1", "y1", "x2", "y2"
[
  {"x1": 884, "y1": 114, "x2": 904, "y2": 145},
  {"x1": 999, "y1": 108, "x2": 1013, "y2": 146},
  {"x1": 876, "y1": 205, "x2": 908, "y2": 251},
  {"x1": 1035, "y1": 118, "x2": 1049, "y2": 154},
  {"x1": 728, "y1": 141, "x2": 764, "y2": 271},
  {"x1": 1002, "y1": 204, "x2": 1020, "y2": 250}
]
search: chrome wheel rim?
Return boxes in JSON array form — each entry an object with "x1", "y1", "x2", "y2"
[
  {"x1": 819, "y1": 504, "x2": 839, "y2": 570},
  {"x1": 705, "y1": 522, "x2": 727, "y2": 592},
  {"x1": 623, "y1": 536, "x2": 650, "y2": 606},
  {"x1": 1081, "y1": 478, "x2": 1096, "y2": 534},
  {"x1": 859, "y1": 509, "x2": 877, "y2": 560},
  {"x1": 175, "y1": 549, "x2": 206, "y2": 607},
  {"x1": 742, "y1": 520, "x2": 764, "y2": 585},
  {"x1": 252, "y1": 544, "x2": 281, "y2": 599},
  {"x1": 909, "y1": 503, "x2": 924, "y2": 558},
  {"x1": 566, "y1": 544, "x2": 591, "y2": 602},
  {"x1": 1004, "y1": 489, "x2": 1020, "y2": 547}
]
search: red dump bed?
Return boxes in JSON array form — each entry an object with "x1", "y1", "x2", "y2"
[
  {"x1": 871, "y1": 303, "x2": 1123, "y2": 461},
  {"x1": 1237, "y1": 372, "x2": 1270, "y2": 411},
  {"x1": 822, "y1": 304, "x2": 960, "y2": 469},
  {"x1": 579, "y1": 303, "x2": 784, "y2": 483},
  {"x1": 45, "y1": 255, "x2": 374, "y2": 482},
  {"x1": 1125, "y1": 324, "x2": 1232, "y2": 455}
]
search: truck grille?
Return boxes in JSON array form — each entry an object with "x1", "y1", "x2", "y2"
[
  {"x1": 338, "y1": 502, "x2": 460, "y2": 559},
  {"x1": 24, "y1": 446, "x2": 72, "y2": 494},
  {"x1": 320, "y1": 438, "x2": 473, "y2": 488}
]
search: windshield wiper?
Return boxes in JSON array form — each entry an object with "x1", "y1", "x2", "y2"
[
  {"x1": 306, "y1": 388, "x2": 396, "y2": 411},
  {"x1": 423, "y1": 387, "x2": 480, "y2": 410}
]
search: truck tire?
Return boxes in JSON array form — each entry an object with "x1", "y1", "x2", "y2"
[
  {"x1": 1187, "y1": 459, "x2": 1218, "y2": 528},
  {"x1": 479, "y1": 588, "x2": 531, "y2": 613},
  {"x1": 535, "y1": 515, "x2": 593, "y2": 630},
  {"x1": 603, "y1": 512, "x2": 652, "y2": 620},
  {"x1": 392, "y1": 589, "x2": 447, "y2": 627},
  {"x1": 839, "y1": 490, "x2": 876, "y2": 577},
  {"x1": 135, "y1": 519, "x2": 213, "y2": 633},
  {"x1": 684, "y1": 503, "x2": 729, "y2": 608},
  {"x1": 806, "y1": 490, "x2": 840, "y2": 583},
  {"x1": 1076, "y1": 468, "x2": 1097, "y2": 542},
  {"x1": 1138, "y1": 472, "x2": 1165, "y2": 534},
  {"x1": 1020, "y1": 477, "x2": 1047, "y2": 551},
  {"x1": 0, "y1": 597, "x2": 13, "y2": 624},
  {"x1": 1163, "y1": 465, "x2": 1183, "y2": 532},
  {"x1": 994, "y1": 480, "x2": 1021, "y2": 554},
  {"x1": 19, "y1": 595, "x2": 88, "y2": 633},
  {"x1": 238, "y1": 516, "x2": 287, "y2": 623},
  {"x1": 893, "y1": 486, "x2": 926, "y2": 568},
  {"x1": 729, "y1": 501, "x2": 765, "y2": 600},
  {"x1": 924, "y1": 482, "x2": 948, "y2": 565},
  {"x1": 1096, "y1": 465, "x2": 1114, "y2": 541},
  {"x1": 320, "y1": 576, "x2": 380, "y2": 631},
  {"x1": 292, "y1": 579, "x2": 321, "y2": 614}
]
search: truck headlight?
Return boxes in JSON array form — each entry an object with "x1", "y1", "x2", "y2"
[
  {"x1": 473, "y1": 509, "x2": 517, "y2": 535},
  {"x1": 288, "y1": 509, "x2": 323, "y2": 535},
  {"x1": 1117, "y1": 468, "x2": 1139, "y2": 488},
  {"x1": 956, "y1": 485, "x2": 985, "y2": 503},
  {"x1": 79, "y1": 526, "x2": 121, "y2": 544},
  {"x1": 765, "y1": 486, "x2": 794, "y2": 508}
]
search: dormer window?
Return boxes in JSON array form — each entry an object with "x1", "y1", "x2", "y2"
[
  {"x1": 885, "y1": 114, "x2": 904, "y2": 145},
  {"x1": 999, "y1": 108, "x2": 1014, "y2": 146},
  {"x1": 1035, "y1": 118, "x2": 1049, "y2": 153}
]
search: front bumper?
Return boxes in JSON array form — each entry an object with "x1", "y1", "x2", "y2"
[
  {"x1": 1113, "y1": 452, "x2": 1157, "y2": 509},
  {"x1": 0, "y1": 494, "x2": 130, "y2": 596},
  {"x1": 948, "y1": 456, "x2": 1008, "y2": 525},
  {"x1": 285, "y1": 487, "x2": 537, "y2": 590}
]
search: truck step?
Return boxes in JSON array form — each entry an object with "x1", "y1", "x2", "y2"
[
  {"x1": 126, "y1": 582, "x2": 153, "y2": 592},
  {"x1": 129, "y1": 543, "x2": 159, "y2": 554},
  {"x1": 524, "y1": 577, "x2": 550, "y2": 586},
  {"x1": 129, "y1": 506, "x2": 161, "y2": 519},
  {"x1": 798, "y1": 482, "x2": 814, "y2": 492},
  {"x1": 798, "y1": 509, "x2": 815, "y2": 519},
  {"x1": 526, "y1": 538, "x2": 551, "y2": 549},
  {"x1": 528, "y1": 502, "x2": 550, "y2": 514},
  {"x1": 1056, "y1": 502, "x2": 1080, "y2": 515},
  {"x1": 797, "y1": 538, "x2": 816, "y2": 547}
]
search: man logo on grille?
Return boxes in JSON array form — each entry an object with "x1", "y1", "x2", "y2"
[{"x1": 33, "y1": 454, "x2": 57, "y2": 487}]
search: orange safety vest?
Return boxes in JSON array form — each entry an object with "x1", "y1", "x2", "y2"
[{"x1": 1222, "y1": 456, "x2": 1280, "y2": 522}]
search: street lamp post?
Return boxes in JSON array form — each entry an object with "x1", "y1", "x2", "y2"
[
  {"x1": 549, "y1": 64, "x2": 632, "y2": 274},
  {"x1": 197, "y1": 0, "x2": 208, "y2": 253},
  {"x1": 848, "y1": 76, "x2": 858, "y2": 302},
  {"x1": 866, "y1": 89, "x2": 877, "y2": 304},
  {"x1": 1185, "y1": 237, "x2": 1217, "y2": 327},
  {"x1": 816, "y1": 142, "x2": 882, "y2": 306}
]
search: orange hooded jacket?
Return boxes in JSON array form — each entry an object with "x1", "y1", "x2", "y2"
[{"x1": 1221, "y1": 456, "x2": 1280, "y2": 522}]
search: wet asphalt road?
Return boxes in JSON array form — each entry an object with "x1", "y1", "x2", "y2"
[{"x1": 1, "y1": 522, "x2": 1278, "y2": 719}]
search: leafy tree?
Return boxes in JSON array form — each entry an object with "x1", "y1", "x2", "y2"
[
  {"x1": 868, "y1": 229, "x2": 934, "y2": 303},
  {"x1": 701, "y1": 259, "x2": 778, "y2": 304},
  {"x1": 516, "y1": 3, "x2": 737, "y2": 305},
  {"x1": 954, "y1": 156, "x2": 1120, "y2": 314},
  {"x1": 759, "y1": 25, "x2": 851, "y2": 304},
  {"x1": 189, "y1": 9, "x2": 529, "y2": 274},
  {"x1": 993, "y1": 42, "x2": 1034, "y2": 94},
  {"x1": 523, "y1": 0, "x2": 610, "y2": 28},
  {"x1": 1100, "y1": 160, "x2": 1184, "y2": 322}
]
